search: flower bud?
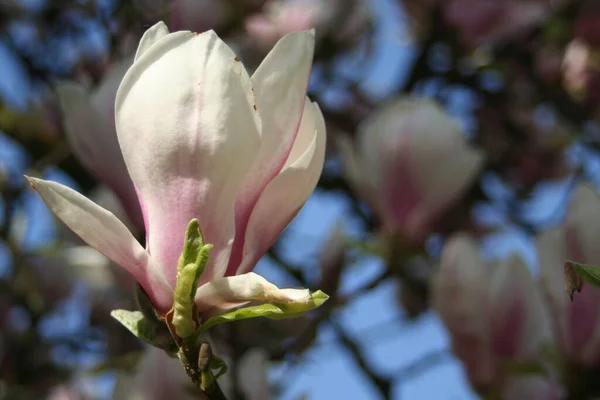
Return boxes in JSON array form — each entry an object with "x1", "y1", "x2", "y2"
[
  {"x1": 434, "y1": 234, "x2": 551, "y2": 392},
  {"x1": 338, "y1": 98, "x2": 483, "y2": 243},
  {"x1": 538, "y1": 184, "x2": 600, "y2": 367},
  {"x1": 245, "y1": 0, "x2": 371, "y2": 51},
  {"x1": 113, "y1": 346, "x2": 206, "y2": 400}
]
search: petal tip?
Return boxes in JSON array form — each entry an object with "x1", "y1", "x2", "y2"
[
  {"x1": 147, "y1": 21, "x2": 170, "y2": 34},
  {"x1": 24, "y1": 175, "x2": 39, "y2": 191}
]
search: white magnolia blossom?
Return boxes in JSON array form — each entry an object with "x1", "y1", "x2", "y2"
[{"x1": 29, "y1": 22, "x2": 326, "y2": 317}]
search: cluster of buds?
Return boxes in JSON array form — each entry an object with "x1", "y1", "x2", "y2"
[{"x1": 435, "y1": 183, "x2": 600, "y2": 398}]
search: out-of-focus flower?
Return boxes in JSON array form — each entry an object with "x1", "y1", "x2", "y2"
[
  {"x1": 538, "y1": 184, "x2": 600, "y2": 367},
  {"x1": 337, "y1": 98, "x2": 483, "y2": 243},
  {"x1": 502, "y1": 376, "x2": 564, "y2": 400},
  {"x1": 133, "y1": 0, "x2": 232, "y2": 33},
  {"x1": 245, "y1": 0, "x2": 371, "y2": 51},
  {"x1": 29, "y1": 22, "x2": 325, "y2": 316},
  {"x1": 113, "y1": 347, "x2": 205, "y2": 400},
  {"x1": 407, "y1": 0, "x2": 558, "y2": 48},
  {"x1": 318, "y1": 221, "x2": 346, "y2": 297},
  {"x1": 535, "y1": 45, "x2": 564, "y2": 85},
  {"x1": 443, "y1": 0, "x2": 550, "y2": 47},
  {"x1": 562, "y1": 39, "x2": 600, "y2": 105},
  {"x1": 434, "y1": 234, "x2": 555, "y2": 394},
  {"x1": 46, "y1": 385, "x2": 85, "y2": 400},
  {"x1": 238, "y1": 348, "x2": 271, "y2": 400},
  {"x1": 55, "y1": 57, "x2": 144, "y2": 230}
]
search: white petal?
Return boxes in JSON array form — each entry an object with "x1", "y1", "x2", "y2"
[
  {"x1": 55, "y1": 80, "x2": 142, "y2": 228},
  {"x1": 26, "y1": 177, "x2": 172, "y2": 312},
  {"x1": 233, "y1": 101, "x2": 325, "y2": 276},
  {"x1": 401, "y1": 100, "x2": 484, "y2": 211},
  {"x1": 134, "y1": 21, "x2": 170, "y2": 62},
  {"x1": 91, "y1": 57, "x2": 133, "y2": 133},
  {"x1": 116, "y1": 30, "x2": 261, "y2": 286},
  {"x1": 223, "y1": 31, "x2": 316, "y2": 275},
  {"x1": 194, "y1": 272, "x2": 310, "y2": 317},
  {"x1": 241, "y1": 30, "x2": 315, "y2": 197}
]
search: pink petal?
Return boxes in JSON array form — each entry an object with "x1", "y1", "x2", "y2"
[
  {"x1": 433, "y1": 234, "x2": 495, "y2": 387},
  {"x1": 116, "y1": 30, "x2": 262, "y2": 286},
  {"x1": 232, "y1": 100, "x2": 326, "y2": 276},
  {"x1": 226, "y1": 30, "x2": 315, "y2": 275},
  {"x1": 26, "y1": 177, "x2": 172, "y2": 312}
]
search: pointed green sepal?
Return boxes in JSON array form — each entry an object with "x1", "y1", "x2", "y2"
[
  {"x1": 110, "y1": 309, "x2": 178, "y2": 353},
  {"x1": 198, "y1": 290, "x2": 329, "y2": 333},
  {"x1": 172, "y1": 219, "x2": 213, "y2": 338}
]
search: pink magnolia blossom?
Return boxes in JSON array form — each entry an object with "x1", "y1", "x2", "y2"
[
  {"x1": 245, "y1": 0, "x2": 370, "y2": 50},
  {"x1": 113, "y1": 346, "x2": 206, "y2": 400},
  {"x1": 55, "y1": 57, "x2": 144, "y2": 230},
  {"x1": 441, "y1": 0, "x2": 552, "y2": 47},
  {"x1": 28, "y1": 22, "x2": 326, "y2": 316},
  {"x1": 133, "y1": 0, "x2": 232, "y2": 33},
  {"x1": 337, "y1": 98, "x2": 483, "y2": 242},
  {"x1": 433, "y1": 235, "x2": 556, "y2": 394},
  {"x1": 538, "y1": 184, "x2": 600, "y2": 367}
]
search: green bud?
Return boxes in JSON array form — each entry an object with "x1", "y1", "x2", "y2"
[{"x1": 172, "y1": 219, "x2": 213, "y2": 338}]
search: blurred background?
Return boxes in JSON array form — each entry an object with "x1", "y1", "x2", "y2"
[{"x1": 2, "y1": 0, "x2": 600, "y2": 399}]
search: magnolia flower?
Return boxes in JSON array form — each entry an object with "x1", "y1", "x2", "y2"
[
  {"x1": 113, "y1": 347, "x2": 206, "y2": 400},
  {"x1": 562, "y1": 39, "x2": 600, "y2": 104},
  {"x1": 434, "y1": 235, "x2": 553, "y2": 393},
  {"x1": 55, "y1": 57, "x2": 144, "y2": 230},
  {"x1": 442, "y1": 0, "x2": 551, "y2": 47},
  {"x1": 538, "y1": 184, "x2": 600, "y2": 367},
  {"x1": 337, "y1": 98, "x2": 483, "y2": 242},
  {"x1": 28, "y1": 22, "x2": 326, "y2": 316},
  {"x1": 238, "y1": 348, "x2": 272, "y2": 400},
  {"x1": 245, "y1": 0, "x2": 371, "y2": 50},
  {"x1": 502, "y1": 376, "x2": 564, "y2": 400},
  {"x1": 133, "y1": 0, "x2": 232, "y2": 33}
]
